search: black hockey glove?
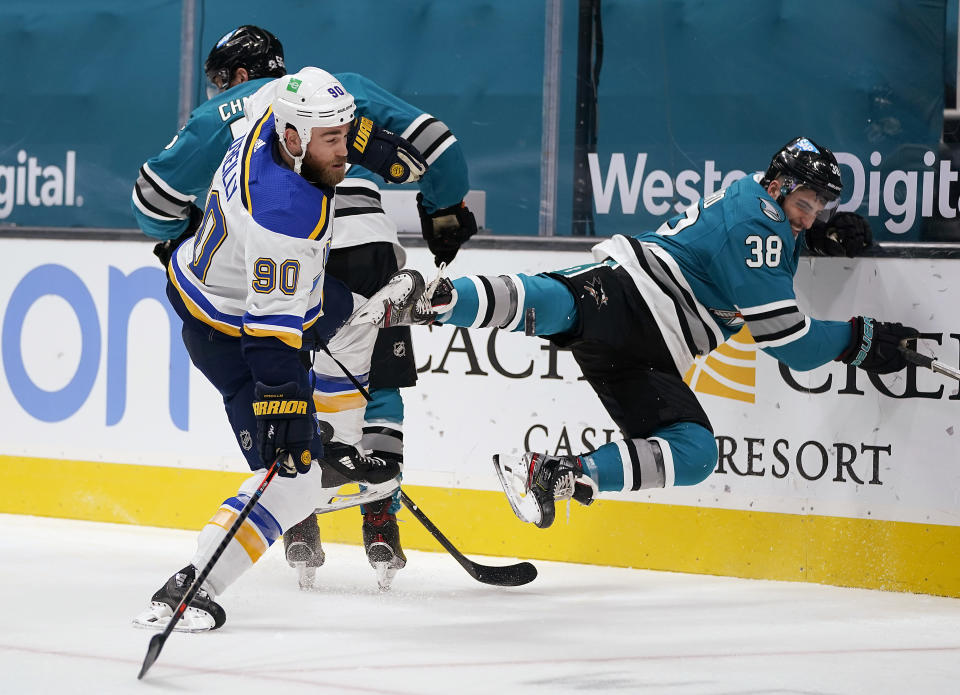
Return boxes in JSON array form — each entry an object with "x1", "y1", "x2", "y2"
[
  {"x1": 347, "y1": 116, "x2": 427, "y2": 184},
  {"x1": 152, "y1": 203, "x2": 205, "y2": 269},
  {"x1": 252, "y1": 381, "x2": 316, "y2": 477},
  {"x1": 805, "y1": 212, "x2": 873, "y2": 258},
  {"x1": 837, "y1": 317, "x2": 919, "y2": 374},
  {"x1": 418, "y1": 193, "x2": 478, "y2": 266},
  {"x1": 323, "y1": 441, "x2": 401, "y2": 485}
]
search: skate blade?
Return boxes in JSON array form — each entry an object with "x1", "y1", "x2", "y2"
[
  {"x1": 313, "y1": 478, "x2": 400, "y2": 515},
  {"x1": 372, "y1": 561, "x2": 398, "y2": 592},
  {"x1": 132, "y1": 603, "x2": 216, "y2": 633},
  {"x1": 492, "y1": 454, "x2": 543, "y2": 525},
  {"x1": 292, "y1": 562, "x2": 317, "y2": 590}
]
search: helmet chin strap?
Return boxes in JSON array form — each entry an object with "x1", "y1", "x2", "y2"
[{"x1": 280, "y1": 127, "x2": 312, "y2": 175}]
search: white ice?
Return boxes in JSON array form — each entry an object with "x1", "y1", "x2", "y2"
[{"x1": 2, "y1": 513, "x2": 959, "y2": 694}]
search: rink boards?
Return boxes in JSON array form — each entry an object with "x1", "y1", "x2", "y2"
[{"x1": 1, "y1": 238, "x2": 958, "y2": 597}]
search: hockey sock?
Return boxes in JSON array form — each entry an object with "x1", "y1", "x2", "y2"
[
  {"x1": 438, "y1": 274, "x2": 577, "y2": 335},
  {"x1": 360, "y1": 388, "x2": 404, "y2": 515},
  {"x1": 579, "y1": 439, "x2": 669, "y2": 491},
  {"x1": 190, "y1": 491, "x2": 283, "y2": 596},
  {"x1": 581, "y1": 422, "x2": 717, "y2": 491}
]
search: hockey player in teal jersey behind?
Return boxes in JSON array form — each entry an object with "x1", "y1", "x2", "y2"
[
  {"x1": 351, "y1": 137, "x2": 919, "y2": 529},
  {"x1": 132, "y1": 25, "x2": 476, "y2": 590}
]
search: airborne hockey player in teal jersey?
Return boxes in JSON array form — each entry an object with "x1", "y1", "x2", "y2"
[
  {"x1": 132, "y1": 25, "x2": 475, "y2": 590},
  {"x1": 352, "y1": 137, "x2": 918, "y2": 529}
]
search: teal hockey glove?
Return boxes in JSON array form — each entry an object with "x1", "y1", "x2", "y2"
[{"x1": 838, "y1": 317, "x2": 918, "y2": 374}]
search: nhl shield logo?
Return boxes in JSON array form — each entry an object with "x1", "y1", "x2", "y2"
[
  {"x1": 393, "y1": 340, "x2": 407, "y2": 357},
  {"x1": 239, "y1": 429, "x2": 253, "y2": 451}
]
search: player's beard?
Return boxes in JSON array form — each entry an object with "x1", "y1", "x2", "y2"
[{"x1": 301, "y1": 156, "x2": 347, "y2": 189}]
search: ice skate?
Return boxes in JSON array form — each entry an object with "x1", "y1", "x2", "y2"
[
  {"x1": 492, "y1": 452, "x2": 596, "y2": 529},
  {"x1": 283, "y1": 513, "x2": 325, "y2": 590},
  {"x1": 132, "y1": 565, "x2": 226, "y2": 632},
  {"x1": 362, "y1": 501, "x2": 407, "y2": 591},
  {"x1": 348, "y1": 267, "x2": 453, "y2": 328}
]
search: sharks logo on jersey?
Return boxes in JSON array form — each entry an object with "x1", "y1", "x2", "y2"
[
  {"x1": 759, "y1": 197, "x2": 784, "y2": 222},
  {"x1": 584, "y1": 276, "x2": 608, "y2": 308},
  {"x1": 709, "y1": 308, "x2": 745, "y2": 328}
]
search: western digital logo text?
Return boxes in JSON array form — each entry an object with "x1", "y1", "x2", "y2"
[
  {"x1": 589, "y1": 150, "x2": 957, "y2": 234},
  {"x1": 0, "y1": 150, "x2": 80, "y2": 219}
]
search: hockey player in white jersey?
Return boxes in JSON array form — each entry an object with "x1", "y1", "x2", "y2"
[
  {"x1": 133, "y1": 24, "x2": 474, "y2": 590},
  {"x1": 134, "y1": 68, "x2": 411, "y2": 631},
  {"x1": 352, "y1": 137, "x2": 919, "y2": 530}
]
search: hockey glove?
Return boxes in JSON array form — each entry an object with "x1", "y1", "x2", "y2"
[
  {"x1": 837, "y1": 317, "x2": 919, "y2": 374},
  {"x1": 252, "y1": 381, "x2": 316, "y2": 477},
  {"x1": 346, "y1": 116, "x2": 427, "y2": 184},
  {"x1": 152, "y1": 203, "x2": 205, "y2": 269},
  {"x1": 806, "y1": 212, "x2": 873, "y2": 258},
  {"x1": 418, "y1": 193, "x2": 478, "y2": 266}
]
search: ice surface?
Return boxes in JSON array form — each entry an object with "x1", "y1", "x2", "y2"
[{"x1": 1, "y1": 513, "x2": 959, "y2": 694}]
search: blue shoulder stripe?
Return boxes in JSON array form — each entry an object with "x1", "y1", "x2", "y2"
[
  {"x1": 239, "y1": 108, "x2": 333, "y2": 240},
  {"x1": 240, "y1": 107, "x2": 272, "y2": 213}
]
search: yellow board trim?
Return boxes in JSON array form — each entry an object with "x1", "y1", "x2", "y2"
[{"x1": 3, "y1": 454, "x2": 959, "y2": 598}]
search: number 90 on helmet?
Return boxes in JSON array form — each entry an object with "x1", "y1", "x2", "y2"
[
  {"x1": 271, "y1": 67, "x2": 356, "y2": 175},
  {"x1": 762, "y1": 136, "x2": 843, "y2": 223}
]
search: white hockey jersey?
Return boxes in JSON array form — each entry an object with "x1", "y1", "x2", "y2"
[{"x1": 168, "y1": 107, "x2": 334, "y2": 350}]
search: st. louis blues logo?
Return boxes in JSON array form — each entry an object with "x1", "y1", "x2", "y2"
[
  {"x1": 584, "y1": 276, "x2": 608, "y2": 308},
  {"x1": 759, "y1": 198, "x2": 784, "y2": 222}
]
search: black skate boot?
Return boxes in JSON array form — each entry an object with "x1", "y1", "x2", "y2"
[
  {"x1": 132, "y1": 565, "x2": 226, "y2": 632},
  {"x1": 283, "y1": 513, "x2": 325, "y2": 590},
  {"x1": 324, "y1": 442, "x2": 402, "y2": 485},
  {"x1": 362, "y1": 499, "x2": 406, "y2": 591},
  {"x1": 492, "y1": 452, "x2": 596, "y2": 529}
]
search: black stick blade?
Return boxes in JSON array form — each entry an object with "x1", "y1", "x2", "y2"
[
  {"x1": 137, "y1": 632, "x2": 167, "y2": 680},
  {"x1": 472, "y1": 560, "x2": 538, "y2": 587}
]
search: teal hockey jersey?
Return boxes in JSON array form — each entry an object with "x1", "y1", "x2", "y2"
[
  {"x1": 133, "y1": 72, "x2": 469, "y2": 243},
  {"x1": 132, "y1": 78, "x2": 275, "y2": 240},
  {"x1": 592, "y1": 174, "x2": 851, "y2": 375}
]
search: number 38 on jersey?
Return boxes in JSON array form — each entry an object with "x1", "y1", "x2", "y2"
[{"x1": 744, "y1": 234, "x2": 782, "y2": 268}]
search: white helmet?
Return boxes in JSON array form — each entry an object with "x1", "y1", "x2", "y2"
[{"x1": 272, "y1": 67, "x2": 355, "y2": 174}]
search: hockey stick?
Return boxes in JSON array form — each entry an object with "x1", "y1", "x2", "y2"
[
  {"x1": 899, "y1": 345, "x2": 960, "y2": 381},
  {"x1": 320, "y1": 346, "x2": 538, "y2": 586},
  {"x1": 138, "y1": 459, "x2": 281, "y2": 680},
  {"x1": 400, "y1": 491, "x2": 538, "y2": 587}
]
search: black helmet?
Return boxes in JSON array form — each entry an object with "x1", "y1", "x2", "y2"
[
  {"x1": 204, "y1": 25, "x2": 286, "y2": 93},
  {"x1": 762, "y1": 137, "x2": 843, "y2": 220}
]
